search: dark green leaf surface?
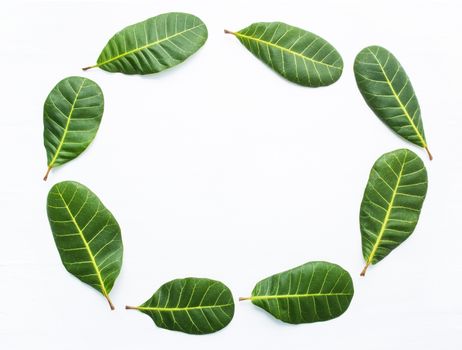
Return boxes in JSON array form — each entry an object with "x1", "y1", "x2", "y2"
[
  {"x1": 83, "y1": 12, "x2": 208, "y2": 75},
  {"x1": 43, "y1": 76, "x2": 104, "y2": 180},
  {"x1": 354, "y1": 46, "x2": 432, "y2": 159},
  {"x1": 126, "y1": 278, "x2": 234, "y2": 334},
  {"x1": 47, "y1": 181, "x2": 123, "y2": 309},
  {"x1": 226, "y1": 22, "x2": 343, "y2": 87},
  {"x1": 360, "y1": 149, "x2": 427, "y2": 276},
  {"x1": 242, "y1": 262, "x2": 353, "y2": 324}
]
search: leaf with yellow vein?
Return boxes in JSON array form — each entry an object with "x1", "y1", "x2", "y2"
[
  {"x1": 354, "y1": 46, "x2": 432, "y2": 160},
  {"x1": 225, "y1": 21, "x2": 343, "y2": 87},
  {"x1": 83, "y1": 12, "x2": 207, "y2": 75},
  {"x1": 43, "y1": 76, "x2": 104, "y2": 181},
  {"x1": 126, "y1": 277, "x2": 234, "y2": 334},
  {"x1": 360, "y1": 149, "x2": 428, "y2": 276},
  {"x1": 47, "y1": 181, "x2": 123, "y2": 309},
  {"x1": 240, "y1": 261, "x2": 353, "y2": 324}
]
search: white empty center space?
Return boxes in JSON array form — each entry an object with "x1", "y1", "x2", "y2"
[{"x1": 0, "y1": 1, "x2": 461, "y2": 349}]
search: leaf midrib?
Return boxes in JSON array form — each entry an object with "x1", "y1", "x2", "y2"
[
  {"x1": 96, "y1": 24, "x2": 205, "y2": 68},
  {"x1": 48, "y1": 79, "x2": 86, "y2": 168},
  {"x1": 234, "y1": 31, "x2": 341, "y2": 70},
  {"x1": 367, "y1": 48, "x2": 426, "y2": 148},
  {"x1": 366, "y1": 152, "x2": 407, "y2": 265},
  {"x1": 56, "y1": 186, "x2": 108, "y2": 297},
  {"x1": 250, "y1": 292, "x2": 352, "y2": 301},
  {"x1": 138, "y1": 303, "x2": 233, "y2": 312}
]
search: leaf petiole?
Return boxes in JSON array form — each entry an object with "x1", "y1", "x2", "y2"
[
  {"x1": 106, "y1": 295, "x2": 115, "y2": 310},
  {"x1": 425, "y1": 147, "x2": 433, "y2": 161},
  {"x1": 82, "y1": 65, "x2": 98, "y2": 71},
  {"x1": 43, "y1": 166, "x2": 52, "y2": 181},
  {"x1": 360, "y1": 262, "x2": 370, "y2": 277}
]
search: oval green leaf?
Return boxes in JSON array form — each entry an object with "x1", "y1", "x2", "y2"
[
  {"x1": 360, "y1": 149, "x2": 428, "y2": 276},
  {"x1": 83, "y1": 12, "x2": 208, "y2": 75},
  {"x1": 354, "y1": 46, "x2": 432, "y2": 160},
  {"x1": 241, "y1": 261, "x2": 354, "y2": 324},
  {"x1": 47, "y1": 181, "x2": 123, "y2": 310},
  {"x1": 43, "y1": 76, "x2": 104, "y2": 181},
  {"x1": 225, "y1": 22, "x2": 343, "y2": 87},
  {"x1": 126, "y1": 278, "x2": 234, "y2": 334}
]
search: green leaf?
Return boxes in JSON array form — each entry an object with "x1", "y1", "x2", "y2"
[
  {"x1": 360, "y1": 149, "x2": 428, "y2": 276},
  {"x1": 126, "y1": 278, "x2": 234, "y2": 334},
  {"x1": 241, "y1": 262, "x2": 354, "y2": 324},
  {"x1": 225, "y1": 22, "x2": 343, "y2": 87},
  {"x1": 354, "y1": 46, "x2": 432, "y2": 160},
  {"x1": 83, "y1": 12, "x2": 208, "y2": 75},
  {"x1": 43, "y1": 76, "x2": 104, "y2": 181},
  {"x1": 47, "y1": 181, "x2": 123, "y2": 310}
]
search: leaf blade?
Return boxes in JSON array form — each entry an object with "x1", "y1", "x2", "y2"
[
  {"x1": 47, "y1": 181, "x2": 123, "y2": 309},
  {"x1": 128, "y1": 278, "x2": 234, "y2": 334},
  {"x1": 360, "y1": 149, "x2": 428, "y2": 275},
  {"x1": 43, "y1": 76, "x2": 104, "y2": 180},
  {"x1": 85, "y1": 12, "x2": 208, "y2": 75},
  {"x1": 227, "y1": 22, "x2": 343, "y2": 87},
  {"x1": 246, "y1": 262, "x2": 354, "y2": 324},
  {"x1": 354, "y1": 46, "x2": 431, "y2": 159}
]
